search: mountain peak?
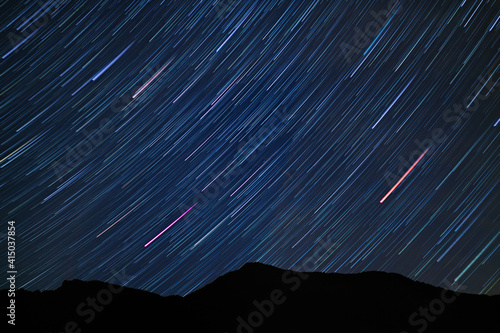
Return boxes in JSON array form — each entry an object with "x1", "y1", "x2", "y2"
[{"x1": 240, "y1": 261, "x2": 277, "y2": 270}]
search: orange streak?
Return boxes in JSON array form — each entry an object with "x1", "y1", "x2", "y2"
[{"x1": 380, "y1": 148, "x2": 429, "y2": 203}]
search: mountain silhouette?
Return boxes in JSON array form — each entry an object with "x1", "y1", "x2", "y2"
[{"x1": 4, "y1": 262, "x2": 499, "y2": 332}]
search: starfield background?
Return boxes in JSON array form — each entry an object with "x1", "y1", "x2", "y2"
[{"x1": 0, "y1": 0, "x2": 499, "y2": 305}]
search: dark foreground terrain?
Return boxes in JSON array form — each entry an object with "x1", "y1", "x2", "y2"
[{"x1": 4, "y1": 262, "x2": 499, "y2": 332}]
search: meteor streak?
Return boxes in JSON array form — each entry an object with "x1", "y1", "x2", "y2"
[
  {"x1": 380, "y1": 148, "x2": 429, "y2": 203},
  {"x1": 132, "y1": 57, "x2": 174, "y2": 99},
  {"x1": 144, "y1": 204, "x2": 196, "y2": 247}
]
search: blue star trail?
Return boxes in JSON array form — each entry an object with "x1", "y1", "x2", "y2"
[{"x1": 0, "y1": 0, "x2": 499, "y2": 296}]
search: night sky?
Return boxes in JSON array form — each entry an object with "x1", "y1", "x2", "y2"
[{"x1": 1, "y1": 0, "x2": 499, "y2": 297}]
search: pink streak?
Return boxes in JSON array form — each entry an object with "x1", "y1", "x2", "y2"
[
  {"x1": 144, "y1": 204, "x2": 196, "y2": 247},
  {"x1": 132, "y1": 58, "x2": 174, "y2": 99}
]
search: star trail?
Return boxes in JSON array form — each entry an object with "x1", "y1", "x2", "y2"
[{"x1": 0, "y1": 0, "x2": 499, "y2": 297}]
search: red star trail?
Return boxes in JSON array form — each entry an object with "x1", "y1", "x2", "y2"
[{"x1": 380, "y1": 147, "x2": 430, "y2": 204}]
